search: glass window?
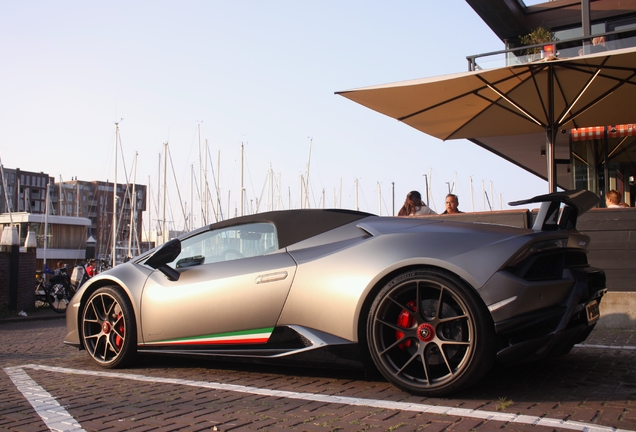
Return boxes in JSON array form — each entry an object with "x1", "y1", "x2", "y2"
[{"x1": 169, "y1": 222, "x2": 279, "y2": 268}]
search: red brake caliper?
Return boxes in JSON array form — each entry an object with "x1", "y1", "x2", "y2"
[
  {"x1": 396, "y1": 301, "x2": 416, "y2": 349},
  {"x1": 114, "y1": 312, "x2": 124, "y2": 350}
]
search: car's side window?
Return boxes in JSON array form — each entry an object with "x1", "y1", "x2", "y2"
[{"x1": 170, "y1": 222, "x2": 279, "y2": 268}]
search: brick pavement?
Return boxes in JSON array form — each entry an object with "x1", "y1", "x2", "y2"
[{"x1": 0, "y1": 317, "x2": 635, "y2": 431}]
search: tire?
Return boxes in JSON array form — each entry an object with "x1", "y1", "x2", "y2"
[
  {"x1": 81, "y1": 286, "x2": 137, "y2": 368},
  {"x1": 366, "y1": 269, "x2": 496, "y2": 396},
  {"x1": 47, "y1": 282, "x2": 70, "y2": 313}
]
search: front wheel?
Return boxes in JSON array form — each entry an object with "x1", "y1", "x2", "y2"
[
  {"x1": 81, "y1": 286, "x2": 137, "y2": 368},
  {"x1": 366, "y1": 269, "x2": 496, "y2": 396}
]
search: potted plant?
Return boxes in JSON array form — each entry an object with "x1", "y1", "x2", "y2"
[{"x1": 519, "y1": 26, "x2": 557, "y2": 61}]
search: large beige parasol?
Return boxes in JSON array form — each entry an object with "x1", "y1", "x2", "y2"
[{"x1": 337, "y1": 47, "x2": 636, "y2": 191}]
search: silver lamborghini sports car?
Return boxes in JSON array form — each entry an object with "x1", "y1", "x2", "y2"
[{"x1": 65, "y1": 190, "x2": 606, "y2": 396}]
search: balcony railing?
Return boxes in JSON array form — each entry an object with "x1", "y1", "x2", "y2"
[{"x1": 467, "y1": 29, "x2": 636, "y2": 71}]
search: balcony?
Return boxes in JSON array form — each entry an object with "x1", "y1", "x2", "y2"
[{"x1": 467, "y1": 29, "x2": 636, "y2": 71}]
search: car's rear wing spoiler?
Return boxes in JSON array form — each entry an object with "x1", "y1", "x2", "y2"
[{"x1": 509, "y1": 190, "x2": 600, "y2": 231}]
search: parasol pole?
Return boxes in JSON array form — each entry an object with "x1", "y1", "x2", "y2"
[{"x1": 547, "y1": 65, "x2": 557, "y2": 193}]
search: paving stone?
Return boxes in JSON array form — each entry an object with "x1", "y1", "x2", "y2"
[{"x1": 2, "y1": 319, "x2": 636, "y2": 431}]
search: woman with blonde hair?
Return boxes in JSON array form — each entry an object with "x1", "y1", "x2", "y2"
[{"x1": 398, "y1": 190, "x2": 436, "y2": 216}]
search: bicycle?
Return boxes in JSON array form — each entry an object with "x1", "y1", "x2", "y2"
[{"x1": 34, "y1": 267, "x2": 76, "y2": 314}]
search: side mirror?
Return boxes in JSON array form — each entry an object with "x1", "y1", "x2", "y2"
[{"x1": 145, "y1": 239, "x2": 181, "y2": 281}]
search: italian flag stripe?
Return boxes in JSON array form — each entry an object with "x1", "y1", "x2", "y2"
[{"x1": 144, "y1": 327, "x2": 273, "y2": 346}]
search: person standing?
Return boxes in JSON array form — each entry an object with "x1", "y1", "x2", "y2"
[
  {"x1": 398, "y1": 191, "x2": 436, "y2": 216},
  {"x1": 86, "y1": 258, "x2": 98, "y2": 277},
  {"x1": 442, "y1": 194, "x2": 463, "y2": 214}
]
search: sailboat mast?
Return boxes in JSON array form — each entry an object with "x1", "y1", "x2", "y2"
[
  {"x1": 162, "y1": 142, "x2": 168, "y2": 244},
  {"x1": 423, "y1": 174, "x2": 429, "y2": 206},
  {"x1": 216, "y1": 150, "x2": 221, "y2": 221},
  {"x1": 355, "y1": 179, "x2": 359, "y2": 211},
  {"x1": 204, "y1": 138, "x2": 209, "y2": 224},
  {"x1": 198, "y1": 123, "x2": 204, "y2": 226},
  {"x1": 268, "y1": 165, "x2": 273, "y2": 212},
  {"x1": 304, "y1": 138, "x2": 312, "y2": 209},
  {"x1": 112, "y1": 122, "x2": 119, "y2": 268},
  {"x1": 240, "y1": 143, "x2": 245, "y2": 217},
  {"x1": 392, "y1": 181, "x2": 395, "y2": 216},
  {"x1": 43, "y1": 180, "x2": 50, "y2": 269},
  {"x1": 0, "y1": 157, "x2": 13, "y2": 224},
  {"x1": 58, "y1": 176, "x2": 63, "y2": 216},
  {"x1": 427, "y1": 168, "x2": 433, "y2": 207},
  {"x1": 128, "y1": 151, "x2": 138, "y2": 258},
  {"x1": 190, "y1": 164, "x2": 194, "y2": 230},
  {"x1": 147, "y1": 175, "x2": 152, "y2": 251}
]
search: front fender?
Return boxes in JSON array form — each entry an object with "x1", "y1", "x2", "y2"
[{"x1": 64, "y1": 262, "x2": 154, "y2": 348}]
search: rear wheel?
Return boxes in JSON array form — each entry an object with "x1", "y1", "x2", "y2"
[
  {"x1": 367, "y1": 269, "x2": 496, "y2": 396},
  {"x1": 81, "y1": 286, "x2": 137, "y2": 368}
]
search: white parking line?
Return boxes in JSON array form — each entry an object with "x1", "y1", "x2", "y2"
[
  {"x1": 4, "y1": 366, "x2": 85, "y2": 432},
  {"x1": 575, "y1": 343, "x2": 636, "y2": 350},
  {"x1": 4, "y1": 364, "x2": 634, "y2": 432}
]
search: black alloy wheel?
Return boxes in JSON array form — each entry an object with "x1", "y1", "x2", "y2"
[
  {"x1": 81, "y1": 286, "x2": 137, "y2": 368},
  {"x1": 367, "y1": 269, "x2": 496, "y2": 396}
]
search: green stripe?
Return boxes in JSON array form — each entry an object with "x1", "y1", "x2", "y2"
[{"x1": 155, "y1": 327, "x2": 274, "y2": 343}]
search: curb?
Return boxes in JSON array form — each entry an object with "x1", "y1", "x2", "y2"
[{"x1": 0, "y1": 311, "x2": 66, "y2": 324}]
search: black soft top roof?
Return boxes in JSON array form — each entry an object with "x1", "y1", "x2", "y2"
[{"x1": 205, "y1": 209, "x2": 373, "y2": 248}]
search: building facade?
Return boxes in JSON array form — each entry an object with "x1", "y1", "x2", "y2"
[
  {"x1": 0, "y1": 167, "x2": 148, "y2": 264},
  {"x1": 0, "y1": 168, "x2": 54, "y2": 215}
]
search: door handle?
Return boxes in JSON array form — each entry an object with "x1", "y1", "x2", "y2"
[{"x1": 255, "y1": 271, "x2": 288, "y2": 284}]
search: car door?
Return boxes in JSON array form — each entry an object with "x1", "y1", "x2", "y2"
[{"x1": 139, "y1": 222, "x2": 296, "y2": 346}]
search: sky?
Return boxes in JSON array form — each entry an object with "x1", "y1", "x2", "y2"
[{"x1": 0, "y1": 1, "x2": 548, "y2": 231}]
